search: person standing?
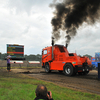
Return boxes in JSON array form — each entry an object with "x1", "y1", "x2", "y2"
[{"x1": 7, "y1": 55, "x2": 11, "y2": 72}]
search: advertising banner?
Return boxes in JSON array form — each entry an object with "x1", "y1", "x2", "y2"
[
  {"x1": 10, "y1": 61, "x2": 23, "y2": 64},
  {"x1": 28, "y1": 61, "x2": 40, "y2": 64}
]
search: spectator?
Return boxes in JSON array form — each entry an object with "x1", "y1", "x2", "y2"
[
  {"x1": 7, "y1": 55, "x2": 11, "y2": 72},
  {"x1": 34, "y1": 84, "x2": 54, "y2": 100}
]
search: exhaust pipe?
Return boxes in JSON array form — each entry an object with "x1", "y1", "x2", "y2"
[
  {"x1": 65, "y1": 34, "x2": 70, "y2": 48},
  {"x1": 52, "y1": 37, "x2": 54, "y2": 46},
  {"x1": 66, "y1": 43, "x2": 68, "y2": 48},
  {"x1": 51, "y1": 37, "x2": 54, "y2": 60}
]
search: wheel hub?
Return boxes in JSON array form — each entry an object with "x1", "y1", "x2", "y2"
[
  {"x1": 65, "y1": 67, "x2": 70, "y2": 74},
  {"x1": 45, "y1": 65, "x2": 49, "y2": 72}
]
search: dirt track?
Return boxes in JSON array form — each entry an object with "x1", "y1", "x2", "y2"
[{"x1": 10, "y1": 68, "x2": 100, "y2": 95}]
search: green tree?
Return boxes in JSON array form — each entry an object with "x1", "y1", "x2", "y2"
[{"x1": 83, "y1": 54, "x2": 92, "y2": 60}]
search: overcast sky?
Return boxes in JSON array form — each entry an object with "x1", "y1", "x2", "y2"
[{"x1": 0, "y1": 0, "x2": 100, "y2": 57}]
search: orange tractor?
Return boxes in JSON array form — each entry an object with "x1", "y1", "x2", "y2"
[{"x1": 42, "y1": 41, "x2": 92, "y2": 76}]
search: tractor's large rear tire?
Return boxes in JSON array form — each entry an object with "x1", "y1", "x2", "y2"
[
  {"x1": 63, "y1": 63, "x2": 74, "y2": 76},
  {"x1": 45, "y1": 63, "x2": 51, "y2": 73}
]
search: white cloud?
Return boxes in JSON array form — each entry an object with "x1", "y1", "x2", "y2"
[
  {"x1": 0, "y1": 0, "x2": 53, "y2": 54},
  {"x1": 0, "y1": 0, "x2": 100, "y2": 57},
  {"x1": 67, "y1": 23, "x2": 100, "y2": 56}
]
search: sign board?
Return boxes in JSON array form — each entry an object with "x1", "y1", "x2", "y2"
[
  {"x1": 28, "y1": 61, "x2": 40, "y2": 64},
  {"x1": 10, "y1": 61, "x2": 23, "y2": 64},
  {"x1": 7, "y1": 44, "x2": 25, "y2": 60}
]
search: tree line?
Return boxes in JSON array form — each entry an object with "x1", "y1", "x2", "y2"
[
  {"x1": 0, "y1": 53, "x2": 42, "y2": 61},
  {"x1": 0, "y1": 53, "x2": 91, "y2": 61}
]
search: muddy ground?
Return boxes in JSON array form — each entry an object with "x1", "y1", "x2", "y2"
[{"x1": 1, "y1": 68, "x2": 100, "y2": 95}]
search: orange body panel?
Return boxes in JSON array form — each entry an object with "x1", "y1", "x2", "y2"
[{"x1": 79, "y1": 56, "x2": 92, "y2": 65}]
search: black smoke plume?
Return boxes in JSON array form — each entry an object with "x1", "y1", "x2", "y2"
[{"x1": 50, "y1": 0, "x2": 100, "y2": 44}]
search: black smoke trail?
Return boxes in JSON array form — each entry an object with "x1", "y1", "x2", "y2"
[{"x1": 51, "y1": 0, "x2": 100, "y2": 44}]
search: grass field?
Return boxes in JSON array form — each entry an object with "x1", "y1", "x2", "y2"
[{"x1": 0, "y1": 70, "x2": 100, "y2": 100}]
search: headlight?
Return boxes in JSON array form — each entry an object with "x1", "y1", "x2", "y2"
[{"x1": 72, "y1": 62, "x2": 76, "y2": 64}]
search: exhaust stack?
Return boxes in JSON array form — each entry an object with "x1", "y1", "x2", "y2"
[
  {"x1": 51, "y1": 37, "x2": 54, "y2": 60},
  {"x1": 52, "y1": 37, "x2": 54, "y2": 46},
  {"x1": 66, "y1": 43, "x2": 68, "y2": 48}
]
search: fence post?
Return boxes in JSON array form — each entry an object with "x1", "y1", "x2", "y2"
[
  {"x1": 98, "y1": 63, "x2": 100, "y2": 81},
  {"x1": 27, "y1": 61, "x2": 29, "y2": 67},
  {"x1": 19, "y1": 64, "x2": 21, "y2": 68}
]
